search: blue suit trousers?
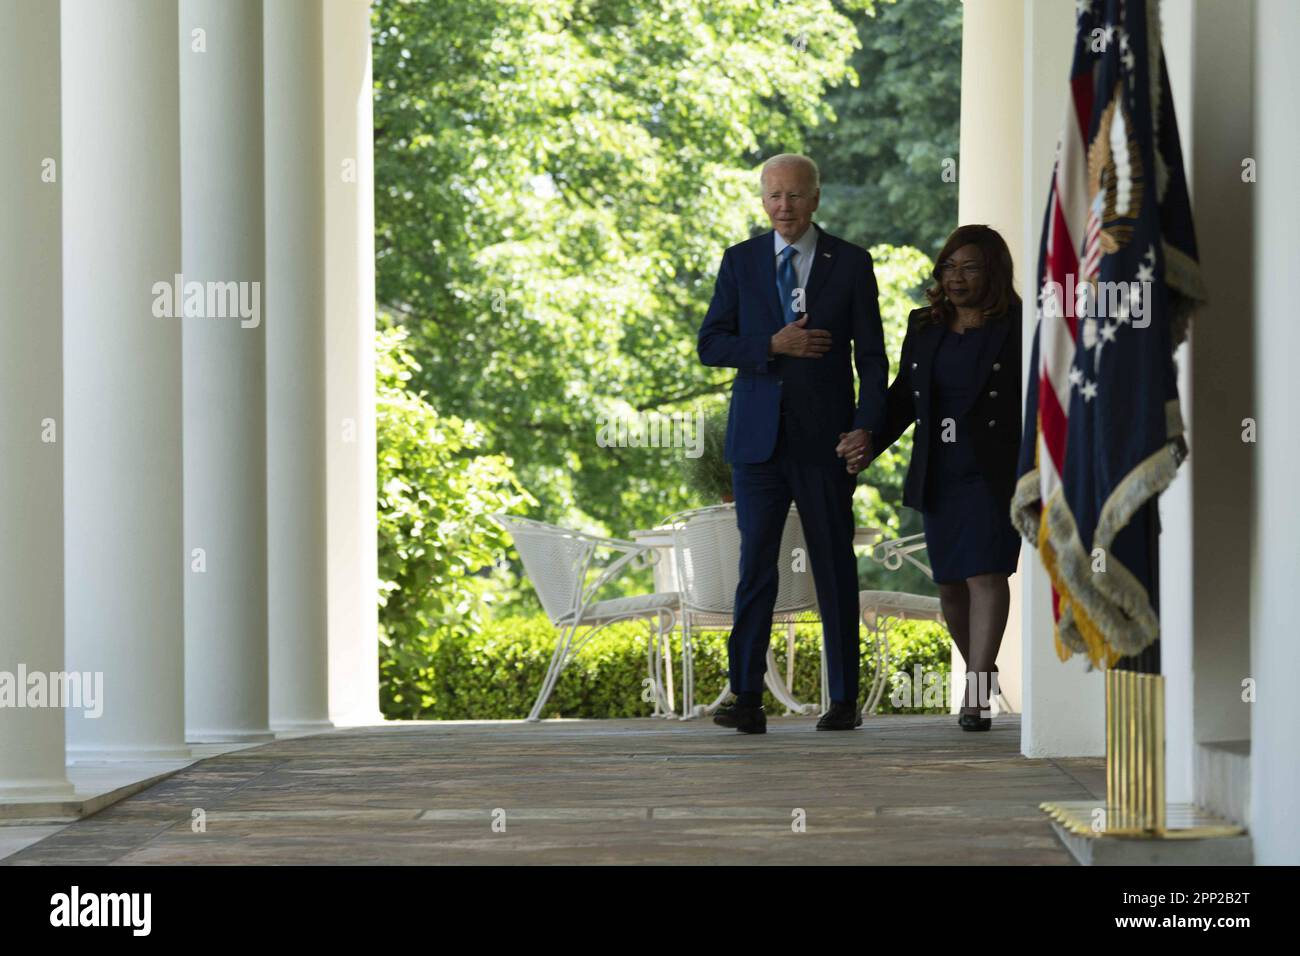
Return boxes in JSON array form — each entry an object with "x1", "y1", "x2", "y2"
[{"x1": 728, "y1": 414, "x2": 861, "y2": 703}]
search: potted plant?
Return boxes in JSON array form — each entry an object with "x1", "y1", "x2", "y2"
[{"x1": 680, "y1": 405, "x2": 734, "y2": 504}]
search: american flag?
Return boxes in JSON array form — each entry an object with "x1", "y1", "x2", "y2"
[{"x1": 1012, "y1": 0, "x2": 1206, "y2": 667}]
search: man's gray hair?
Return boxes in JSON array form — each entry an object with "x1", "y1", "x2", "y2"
[{"x1": 759, "y1": 153, "x2": 820, "y2": 191}]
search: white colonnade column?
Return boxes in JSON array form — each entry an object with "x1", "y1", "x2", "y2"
[
  {"x1": 0, "y1": 0, "x2": 75, "y2": 796},
  {"x1": 1250, "y1": 0, "x2": 1300, "y2": 865},
  {"x1": 324, "y1": 0, "x2": 382, "y2": 726},
  {"x1": 1162, "y1": 0, "x2": 1255, "y2": 813},
  {"x1": 265, "y1": 0, "x2": 333, "y2": 732},
  {"x1": 958, "y1": 0, "x2": 1104, "y2": 754},
  {"x1": 179, "y1": 0, "x2": 273, "y2": 742},
  {"x1": 955, "y1": 0, "x2": 1027, "y2": 722},
  {"x1": 1016, "y1": 0, "x2": 1104, "y2": 757},
  {"x1": 62, "y1": 0, "x2": 189, "y2": 760}
]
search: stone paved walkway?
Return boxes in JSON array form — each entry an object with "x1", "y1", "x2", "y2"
[{"x1": 1, "y1": 716, "x2": 1104, "y2": 865}]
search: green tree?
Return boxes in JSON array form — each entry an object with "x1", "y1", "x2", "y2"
[
  {"x1": 372, "y1": 0, "x2": 876, "y2": 538},
  {"x1": 376, "y1": 322, "x2": 537, "y2": 715},
  {"x1": 810, "y1": 0, "x2": 962, "y2": 254},
  {"x1": 371, "y1": 0, "x2": 962, "y2": 658},
  {"x1": 856, "y1": 243, "x2": 936, "y2": 595}
]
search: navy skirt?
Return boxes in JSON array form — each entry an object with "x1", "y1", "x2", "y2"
[{"x1": 921, "y1": 326, "x2": 1021, "y2": 584}]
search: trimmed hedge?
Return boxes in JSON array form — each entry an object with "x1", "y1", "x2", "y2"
[{"x1": 387, "y1": 612, "x2": 952, "y2": 720}]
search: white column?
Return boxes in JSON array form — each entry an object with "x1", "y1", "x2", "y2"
[
  {"x1": 1015, "y1": 0, "x2": 1104, "y2": 757},
  {"x1": 62, "y1": 0, "x2": 189, "y2": 760},
  {"x1": 1161, "y1": 0, "x2": 1256, "y2": 808},
  {"x1": 1185, "y1": 0, "x2": 1255, "y2": 787},
  {"x1": 956, "y1": 0, "x2": 1027, "y2": 719},
  {"x1": 1251, "y1": 0, "x2": 1300, "y2": 866},
  {"x1": 265, "y1": 1, "x2": 332, "y2": 732},
  {"x1": 179, "y1": 0, "x2": 273, "y2": 742},
  {"x1": 0, "y1": 0, "x2": 74, "y2": 797},
  {"x1": 1159, "y1": 0, "x2": 1198, "y2": 807},
  {"x1": 959, "y1": 0, "x2": 1025, "y2": 256},
  {"x1": 324, "y1": 0, "x2": 383, "y2": 726}
]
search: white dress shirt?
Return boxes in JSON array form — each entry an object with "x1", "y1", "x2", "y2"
[{"x1": 773, "y1": 224, "x2": 818, "y2": 295}]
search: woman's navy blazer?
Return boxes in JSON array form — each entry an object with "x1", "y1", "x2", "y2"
[{"x1": 873, "y1": 305, "x2": 1023, "y2": 510}]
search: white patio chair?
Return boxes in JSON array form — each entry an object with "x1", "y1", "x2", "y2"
[
  {"x1": 856, "y1": 533, "x2": 1013, "y2": 718},
  {"x1": 492, "y1": 514, "x2": 679, "y2": 722},
  {"x1": 856, "y1": 533, "x2": 944, "y2": 717},
  {"x1": 664, "y1": 503, "x2": 820, "y2": 718}
]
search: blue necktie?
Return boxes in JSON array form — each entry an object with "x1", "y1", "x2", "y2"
[{"x1": 776, "y1": 245, "x2": 799, "y2": 325}]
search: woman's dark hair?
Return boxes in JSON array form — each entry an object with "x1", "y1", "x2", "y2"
[{"x1": 924, "y1": 224, "x2": 1020, "y2": 325}]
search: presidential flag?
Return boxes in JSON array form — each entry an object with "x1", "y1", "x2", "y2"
[{"x1": 1012, "y1": 0, "x2": 1207, "y2": 667}]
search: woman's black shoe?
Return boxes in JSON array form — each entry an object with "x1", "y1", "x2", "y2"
[{"x1": 958, "y1": 712, "x2": 992, "y2": 732}]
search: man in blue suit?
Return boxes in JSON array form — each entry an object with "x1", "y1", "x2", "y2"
[{"x1": 697, "y1": 154, "x2": 888, "y2": 734}]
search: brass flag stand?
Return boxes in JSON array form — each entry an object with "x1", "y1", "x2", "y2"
[{"x1": 1041, "y1": 669, "x2": 1243, "y2": 841}]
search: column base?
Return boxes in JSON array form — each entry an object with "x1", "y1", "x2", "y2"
[
  {"x1": 0, "y1": 780, "x2": 77, "y2": 801},
  {"x1": 328, "y1": 709, "x2": 386, "y2": 727},
  {"x1": 269, "y1": 718, "x2": 335, "y2": 736},
  {"x1": 66, "y1": 744, "x2": 193, "y2": 763},
  {"x1": 184, "y1": 729, "x2": 277, "y2": 745}
]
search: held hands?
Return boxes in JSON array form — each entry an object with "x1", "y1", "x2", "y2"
[
  {"x1": 769, "y1": 314, "x2": 831, "y2": 358},
  {"x1": 837, "y1": 428, "x2": 872, "y2": 475}
]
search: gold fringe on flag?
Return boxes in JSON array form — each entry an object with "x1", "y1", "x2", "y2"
[{"x1": 1011, "y1": 404, "x2": 1183, "y2": 666}]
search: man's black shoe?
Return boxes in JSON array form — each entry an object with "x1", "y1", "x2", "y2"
[
  {"x1": 816, "y1": 701, "x2": 863, "y2": 730},
  {"x1": 713, "y1": 700, "x2": 767, "y2": 734},
  {"x1": 958, "y1": 712, "x2": 992, "y2": 731}
]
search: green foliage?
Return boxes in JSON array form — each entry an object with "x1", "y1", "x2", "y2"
[
  {"x1": 369, "y1": 1, "x2": 963, "y2": 715},
  {"x1": 678, "y1": 405, "x2": 733, "y2": 505},
  {"x1": 416, "y1": 615, "x2": 656, "y2": 721},
  {"x1": 877, "y1": 618, "x2": 957, "y2": 711},
  {"x1": 372, "y1": 0, "x2": 877, "y2": 538},
  {"x1": 856, "y1": 244, "x2": 937, "y2": 596},
  {"x1": 811, "y1": 0, "x2": 963, "y2": 254},
  {"x1": 376, "y1": 321, "x2": 538, "y2": 717},
  {"x1": 403, "y1": 612, "x2": 952, "y2": 720}
]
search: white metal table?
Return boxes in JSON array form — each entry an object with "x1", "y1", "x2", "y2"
[{"x1": 630, "y1": 524, "x2": 888, "y2": 717}]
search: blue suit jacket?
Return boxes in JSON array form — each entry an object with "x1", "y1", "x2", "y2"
[{"x1": 697, "y1": 224, "x2": 889, "y2": 466}]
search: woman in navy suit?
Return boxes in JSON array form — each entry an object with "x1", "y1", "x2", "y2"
[{"x1": 866, "y1": 225, "x2": 1022, "y2": 731}]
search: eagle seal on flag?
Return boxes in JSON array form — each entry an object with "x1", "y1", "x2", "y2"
[{"x1": 1012, "y1": 0, "x2": 1207, "y2": 667}]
